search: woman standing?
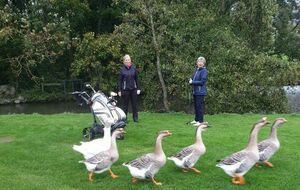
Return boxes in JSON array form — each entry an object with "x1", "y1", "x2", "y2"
[
  {"x1": 189, "y1": 56, "x2": 208, "y2": 124},
  {"x1": 118, "y1": 54, "x2": 140, "y2": 122}
]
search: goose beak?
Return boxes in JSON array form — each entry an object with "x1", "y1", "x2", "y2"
[
  {"x1": 167, "y1": 131, "x2": 172, "y2": 136},
  {"x1": 193, "y1": 122, "x2": 209, "y2": 127},
  {"x1": 193, "y1": 123, "x2": 199, "y2": 127},
  {"x1": 202, "y1": 125, "x2": 212, "y2": 131},
  {"x1": 283, "y1": 118, "x2": 288, "y2": 122},
  {"x1": 261, "y1": 117, "x2": 270, "y2": 124}
]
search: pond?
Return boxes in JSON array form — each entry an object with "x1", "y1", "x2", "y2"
[
  {"x1": 0, "y1": 101, "x2": 90, "y2": 115},
  {"x1": 0, "y1": 96, "x2": 142, "y2": 115}
]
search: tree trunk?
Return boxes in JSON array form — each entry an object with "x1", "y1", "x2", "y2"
[{"x1": 149, "y1": 12, "x2": 170, "y2": 111}]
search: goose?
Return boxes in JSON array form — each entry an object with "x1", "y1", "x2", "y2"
[
  {"x1": 256, "y1": 118, "x2": 288, "y2": 167},
  {"x1": 168, "y1": 122, "x2": 210, "y2": 173},
  {"x1": 216, "y1": 117, "x2": 270, "y2": 185},
  {"x1": 79, "y1": 128, "x2": 125, "y2": 181},
  {"x1": 73, "y1": 121, "x2": 113, "y2": 159},
  {"x1": 123, "y1": 130, "x2": 172, "y2": 186}
]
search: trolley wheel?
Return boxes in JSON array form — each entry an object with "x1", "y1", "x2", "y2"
[
  {"x1": 116, "y1": 134, "x2": 125, "y2": 140},
  {"x1": 82, "y1": 127, "x2": 92, "y2": 141}
]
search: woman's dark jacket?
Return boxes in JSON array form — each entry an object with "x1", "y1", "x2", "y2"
[
  {"x1": 118, "y1": 65, "x2": 139, "y2": 91},
  {"x1": 191, "y1": 67, "x2": 208, "y2": 96}
]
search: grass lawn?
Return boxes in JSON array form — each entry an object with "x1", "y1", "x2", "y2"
[{"x1": 0, "y1": 112, "x2": 299, "y2": 190}]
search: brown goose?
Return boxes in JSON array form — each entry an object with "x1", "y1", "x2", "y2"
[
  {"x1": 257, "y1": 118, "x2": 288, "y2": 167},
  {"x1": 216, "y1": 117, "x2": 270, "y2": 185},
  {"x1": 168, "y1": 122, "x2": 210, "y2": 173},
  {"x1": 123, "y1": 130, "x2": 172, "y2": 186},
  {"x1": 79, "y1": 128, "x2": 125, "y2": 181}
]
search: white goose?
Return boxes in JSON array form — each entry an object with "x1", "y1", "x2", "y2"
[
  {"x1": 257, "y1": 118, "x2": 288, "y2": 167},
  {"x1": 168, "y1": 122, "x2": 210, "y2": 173},
  {"x1": 73, "y1": 120, "x2": 113, "y2": 159},
  {"x1": 79, "y1": 128, "x2": 125, "y2": 181},
  {"x1": 123, "y1": 130, "x2": 172, "y2": 186},
  {"x1": 216, "y1": 117, "x2": 270, "y2": 185}
]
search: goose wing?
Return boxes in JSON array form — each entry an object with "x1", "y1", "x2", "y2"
[
  {"x1": 81, "y1": 151, "x2": 111, "y2": 172},
  {"x1": 218, "y1": 151, "x2": 247, "y2": 166},
  {"x1": 72, "y1": 139, "x2": 111, "y2": 159},
  {"x1": 258, "y1": 140, "x2": 278, "y2": 161},
  {"x1": 170, "y1": 146, "x2": 194, "y2": 161},
  {"x1": 125, "y1": 154, "x2": 154, "y2": 170},
  {"x1": 86, "y1": 151, "x2": 110, "y2": 164},
  {"x1": 183, "y1": 151, "x2": 200, "y2": 168}
]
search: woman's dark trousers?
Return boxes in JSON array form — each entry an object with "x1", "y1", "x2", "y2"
[
  {"x1": 122, "y1": 89, "x2": 138, "y2": 122},
  {"x1": 194, "y1": 95, "x2": 205, "y2": 122}
]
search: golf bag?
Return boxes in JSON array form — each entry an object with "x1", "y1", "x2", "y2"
[{"x1": 72, "y1": 84, "x2": 126, "y2": 140}]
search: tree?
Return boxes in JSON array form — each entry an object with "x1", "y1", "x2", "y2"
[
  {"x1": 274, "y1": 0, "x2": 300, "y2": 60},
  {"x1": 87, "y1": 0, "x2": 123, "y2": 35},
  {"x1": 0, "y1": 4, "x2": 23, "y2": 85},
  {"x1": 0, "y1": 1, "x2": 72, "y2": 89},
  {"x1": 228, "y1": 0, "x2": 278, "y2": 52},
  {"x1": 113, "y1": 0, "x2": 171, "y2": 111},
  {"x1": 72, "y1": 32, "x2": 122, "y2": 92}
]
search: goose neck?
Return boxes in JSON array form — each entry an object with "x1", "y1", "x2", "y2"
[
  {"x1": 246, "y1": 126, "x2": 260, "y2": 151},
  {"x1": 103, "y1": 127, "x2": 111, "y2": 140},
  {"x1": 269, "y1": 125, "x2": 278, "y2": 139},
  {"x1": 195, "y1": 130, "x2": 203, "y2": 145},
  {"x1": 154, "y1": 136, "x2": 164, "y2": 155},
  {"x1": 109, "y1": 133, "x2": 118, "y2": 151}
]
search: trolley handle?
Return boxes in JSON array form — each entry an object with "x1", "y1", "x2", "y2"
[{"x1": 71, "y1": 91, "x2": 91, "y2": 105}]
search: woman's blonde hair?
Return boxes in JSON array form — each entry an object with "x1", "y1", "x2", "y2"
[
  {"x1": 123, "y1": 54, "x2": 131, "y2": 61},
  {"x1": 197, "y1": 56, "x2": 206, "y2": 64}
]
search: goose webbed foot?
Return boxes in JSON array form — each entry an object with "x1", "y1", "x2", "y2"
[
  {"x1": 151, "y1": 177, "x2": 162, "y2": 186},
  {"x1": 264, "y1": 161, "x2": 274, "y2": 168},
  {"x1": 231, "y1": 176, "x2": 245, "y2": 185},
  {"x1": 131, "y1": 177, "x2": 138, "y2": 183},
  {"x1": 109, "y1": 169, "x2": 119, "y2": 179},
  {"x1": 191, "y1": 167, "x2": 201, "y2": 174},
  {"x1": 255, "y1": 163, "x2": 262, "y2": 167},
  {"x1": 88, "y1": 172, "x2": 94, "y2": 182}
]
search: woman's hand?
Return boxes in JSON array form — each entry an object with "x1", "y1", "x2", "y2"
[{"x1": 118, "y1": 91, "x2": 122, "y2": 97}]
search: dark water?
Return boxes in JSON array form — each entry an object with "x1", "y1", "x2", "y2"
[
  {"x1": 0, "y1": 96, "x2": 140, "y2": 115},
  {"x1": 0, "y1": 101, "x2": 90, "y2": 115}
]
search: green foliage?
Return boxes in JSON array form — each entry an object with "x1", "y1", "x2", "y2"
[
  {"x1": 72, "y1": 32, "x2": 123, "y2": 92},
  {"x1": 274, "y1": 1, "x2": 300, "y2": 60},
  {"x1": 206, "y1": 37, "x2": 298, "y2": 113},
  {"x1": 1, "y1": 0, "x2": 300, "y2": 113},
  {"x1": 109, "y1": 0, "x2": 300, "y2": 113},
  {"x1": 0, "y1": 1, "x2": 72, "y2": 87},
  {"x1": 52, "y1": 0, "x2": 91, "y2": 36},
  {"x1": 228, "y1": 0, "x2": 278, "y2": 52},
  {"x1": 0, "y1": 5, "x2": 24, "y2": 84}
]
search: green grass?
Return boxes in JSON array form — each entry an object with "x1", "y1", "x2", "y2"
[{"x1": 0, "y1": 112, "x2": 299, "y2": 190}]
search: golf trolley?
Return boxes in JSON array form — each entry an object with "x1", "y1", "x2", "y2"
[{"x1": 72, "y1": 84, "x2": 126, "y2": 141}]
